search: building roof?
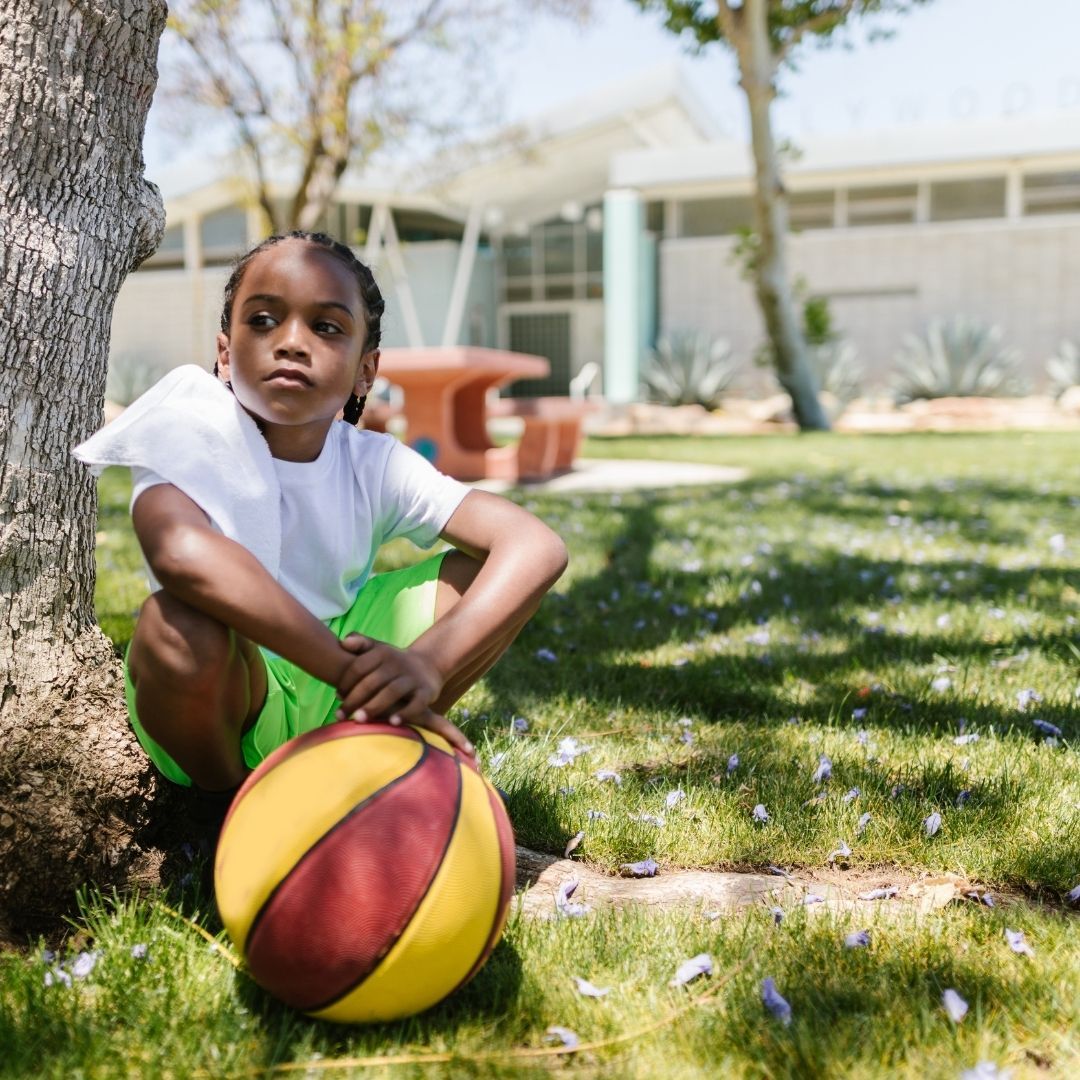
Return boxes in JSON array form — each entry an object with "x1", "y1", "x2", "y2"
[{"x1": 611, "y1": 111, "x2": 1080, "y2": 193}]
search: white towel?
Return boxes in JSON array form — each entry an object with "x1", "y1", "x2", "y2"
[{"x1": 73, "y1": 365, "x2": 281, "y2": 578}]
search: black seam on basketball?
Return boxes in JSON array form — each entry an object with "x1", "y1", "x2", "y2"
[
  {"x1": 243, "y1": 735, "x2": 431, "y2": 963},
  {"x1": 306, "y1": 752, "x2": 464, "y2": 1014}
]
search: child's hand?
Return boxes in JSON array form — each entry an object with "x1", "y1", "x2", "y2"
[
  {"x1": 334, "y1": 633, "x2": 444, "y2": 727},
  {"x1": 391, "y1": 706, "x2": 475, "y2": 758}
]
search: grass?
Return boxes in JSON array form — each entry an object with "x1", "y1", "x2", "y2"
[{"x1": 4, "y1": 430, "x2": 1078, "y2": 1078}]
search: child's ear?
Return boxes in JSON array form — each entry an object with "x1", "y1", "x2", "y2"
[
  {"x1": 355, "y1": 349, "x2": 379, "y2": 397},
  {"x1": 216, "y1": 332, "x2": 231, "y2": 380}
]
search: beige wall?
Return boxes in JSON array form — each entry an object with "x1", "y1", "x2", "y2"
[{"x1": 658, "y1": 215, "x2": 1080, "y2": 393}]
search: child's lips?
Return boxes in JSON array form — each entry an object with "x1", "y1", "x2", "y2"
[{"x1": 265, "y1": 368, "x2": 313, "y2": 387}]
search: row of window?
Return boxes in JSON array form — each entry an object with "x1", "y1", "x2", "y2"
[{"x1": 666, "y1": 170, "x2": 1080, "y2": 238}]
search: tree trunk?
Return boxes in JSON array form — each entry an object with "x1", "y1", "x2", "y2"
[
  {"x1": 737, "y1": 0, "x2": 830, "y2": 432},
  {"x1": 0, "y1": 0, "x2": 174, "y2": 938}
]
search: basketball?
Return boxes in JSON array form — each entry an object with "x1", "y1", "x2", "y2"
[{"x1": 213, "y1": 721, "x2": 515, "y2": 1023}]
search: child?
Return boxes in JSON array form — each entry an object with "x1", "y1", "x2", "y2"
[{"x1": 76, "y1": 231, "x2": 568, "y2": 804}]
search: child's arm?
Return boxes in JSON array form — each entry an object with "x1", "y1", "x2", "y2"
[
  {"x1": 132, "y1": 483, "x2": 352, "y2": 686},
  {"x1": 335, "y1": 489, "x2": 568, "y2": 723}
]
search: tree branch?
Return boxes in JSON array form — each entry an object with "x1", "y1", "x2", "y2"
[{"x1": 776, "y1": 0, "x2": 859, "y2": 62}]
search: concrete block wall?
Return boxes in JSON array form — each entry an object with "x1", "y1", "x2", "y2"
[{"x1": 659, "y1": 216, "x2": 1080, "y2": 394}]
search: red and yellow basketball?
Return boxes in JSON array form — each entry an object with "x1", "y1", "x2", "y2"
[{"x1": 213, "y1": 721, "x2": 515, "y2": 1023}]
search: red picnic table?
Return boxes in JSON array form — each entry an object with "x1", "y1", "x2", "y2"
[{"x1": 373, "y1": 346, "x2": 596, "y2": 483}]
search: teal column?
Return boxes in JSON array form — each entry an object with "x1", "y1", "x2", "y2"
[{"x1": 603, "y1": 189, "x2": 645, "y2": 404}]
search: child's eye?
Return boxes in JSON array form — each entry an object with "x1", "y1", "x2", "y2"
[
  {"x1": 248, "y1": 313, "x2": 277, "y2": 328},
  {"x1": 315, "y1": 321, "x2": 343, "y2": 335}
]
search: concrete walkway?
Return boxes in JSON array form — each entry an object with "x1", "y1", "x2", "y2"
[{"x1": 472, "y1": 458, "x2": 748, "y2": 495}]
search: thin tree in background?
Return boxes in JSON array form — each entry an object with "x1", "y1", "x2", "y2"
[
  {"x1": 633, "y1": 0, "x2": 927, "y2": 431},
  {"x1": 166, "y1": 0, "x2": 593, "y2": 234}
]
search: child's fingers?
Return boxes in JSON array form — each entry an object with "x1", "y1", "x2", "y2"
[
  {"x1": 340, "y1": 633, "x2": 373, "y2": 653},
  {"x1": 415, "y1": 711, "x2": 475, "y2": 757},
  {"x1": 351, "y1": 676, "x2": 425, "y2": 721},
  {"x1": 336, "y1": 668, "x2": 404, "y2": 720}
]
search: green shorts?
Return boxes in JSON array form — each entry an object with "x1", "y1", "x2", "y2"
[{"x1": 124, "y1": 552, "x2": 447, "y2": 787}]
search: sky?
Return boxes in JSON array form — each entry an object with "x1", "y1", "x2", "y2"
[{"x1": 144, "y1": 0, "x2": 1080, "y2": 179}]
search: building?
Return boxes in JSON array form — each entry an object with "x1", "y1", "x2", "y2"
[{"x1": 111, "y1": 64, "x2": 1080, "y2": 403}]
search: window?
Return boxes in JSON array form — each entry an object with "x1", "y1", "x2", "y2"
[
  {"x1": 143, "y1": 224, "x2": 184, "y2": 269},
  {"x1": 646, "y1": 201, "x2": 665, "y2": 234},
  {"x1": 679, "y1": 196, "x2": 753, "y2": 237},
  {"x1": 1023, "y1": 171, "x2": 1080, "y2": 216},
  {"x1": 847, "y1": 184, "x2": 918, "y2": 226},
  {"x1": 497, "y1": 207, "x2": 603, "y2": 302},
  {"x1": 929, "y1": 177, "x2": 1006, "y2": 222},
  {"x1": 789, "y1": 190, "x2": 834, "y2": 230},
  {"x1": 200, "y1": 206, "x2": 248, "y2": 261}
]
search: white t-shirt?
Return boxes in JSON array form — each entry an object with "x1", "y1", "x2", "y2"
[{"x1": 131, "y1": 424, "x2": 470, "y2": 620}]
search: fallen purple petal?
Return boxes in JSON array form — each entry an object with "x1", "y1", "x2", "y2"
[
  {"x1": 535, "y1": 648, "x2": 558, "y2": 663},
  {"x1": 665, "y1": 788, "x2": 686, "y2": 809},
  {"x1": 726, "y1": 753, "x2": 739, "y2": 774},
  {"x1": 631, "y1": 812, "x2": 666, "y2": 827},
  {"x1": 771, "y1": 906, "x2": 784, "y2": 925},
  {"x1": 856, "y1": 812, "x2": 872, "y2": 835},
  {"x1": 564, "y1": 831, "x2": 585, "y2": 858},
  {"x1": 1068, "y1": 883, "x2": 1080, "y2": 903},
  {"x1": 544, "y1": 1026, "x2": 579, "y2": 1049},
  {"x1": 762, "y1": 977, "x2": 793, "y2": 1026},
  {"x1": 960, "y1": 1062, "x2": 1010, "y2": 1080},
  {"x1": 511, "y1": 716, "x2": 529, "y2": 734},
  {"x1": 572, "y1": 975, "x2": 611, "y2": 998},
  {"x1": 1032, "y1": 719, "x2": 1062, "y2": 738},
  {"x1": 752, "y1": 804, "x2": 770, "y2": 823},
  {"x1": 827, "y1": 841, "x2": 852, "y2": 862},
  {"x1": 932, "y1": 676, "x2": 953, "y2": 693},
  {"x1": 586, "y1": 809, "x2": 608, "y2": 821},
  {"x1": 130, "y1": 943, "x2": 148, "y2": 960},
  {"x1": 71, "y1": 951, "x2": 99, "y2": 979},
  {"x1": 924, "y1": 811, "x2": 942, "y2": 837},
  {"x1": 669, "y1": 953, "x2": 712, "y2": 987},
  {"x1": 842, "y1": 788, "x2": 860, "y2": 803},
  {"x1": 844, "y1": 930, "x2": 871, "y2": 949},
  {"x1": 942, "y1": 988, "x2": 969, "y2": 1023},
  {"x1": 555, "y1": 879, "x2": 590, "y2": 918},
  {"x1": 44, "y1": 967, "x2": 72, "y2": 988},
  {"x1": 852, "y1": 707, "x2": 868, "y2": 720},
  {"x1": 812, "y1": 754, "x2": 832, "y2": 784},
  {"x1": 595, "y1": 768, "x2": 621, "y2": 785},
  {"x1": 489, "y1": 751, "x2": 508, "y2": 770},
  {"x1": 858, "y1": 887, "x2": 897, "y2": 901},
  {"x1": 767, "y1": 865, "x2": 791, "y2": 878},
  {"x1": 801, "y1": 894, "x2": 825, "y2": 905},
  {"x1": 954, "y1": 733, "x2": 980, "y2": 746},
  {"x1": 956, "y1": 790, "x2": 971, "y2": 807},
  {"x1": 1016, "y1": 688, "x2": 1042, "y2": 710},
  {"x1": 1004, "y1": 929, "x2": 1034, "y2": 956},
  {"x1": 620, "y1": 857, "x2": 659, "y2": 878}
]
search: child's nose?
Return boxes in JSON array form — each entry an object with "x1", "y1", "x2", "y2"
[{"x1": 275, "y1": 318, "x2": 311, "y2": 357}]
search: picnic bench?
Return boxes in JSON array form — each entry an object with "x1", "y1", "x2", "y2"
[{"x1": 368, "y1": 347, "x2": 599, "y2": 483}]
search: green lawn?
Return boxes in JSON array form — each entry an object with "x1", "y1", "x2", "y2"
[{"x1": 3, "y1": 431, "x2": 1077, "y2": 1078}]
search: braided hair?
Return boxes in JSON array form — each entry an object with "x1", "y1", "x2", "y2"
[{"x1": 216, "y1": 230, "x2": 384, "y2": 424}]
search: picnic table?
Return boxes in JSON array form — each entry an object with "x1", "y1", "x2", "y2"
[{"x1": 373, "y1": 346, "x2": 596, "y2": 483}]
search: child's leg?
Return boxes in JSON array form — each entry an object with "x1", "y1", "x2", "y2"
[
  {"x1": 429, "y1": 550, "x2": 540, "y2": 713},
  {"x1": 126, "y1": 591, "x2": 266, "y2": 791}
]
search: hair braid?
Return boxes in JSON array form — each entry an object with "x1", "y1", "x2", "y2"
[{"x1": 216, "y1": 230, "x2": 385, "y2": 425}]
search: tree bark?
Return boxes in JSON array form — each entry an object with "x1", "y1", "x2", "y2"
[
  {"x1": 736, "y1": 0, "x2": 830, "y2": 431},
  {"x1": 0, "y1": 0, "x2": 173, "y2": 937}
]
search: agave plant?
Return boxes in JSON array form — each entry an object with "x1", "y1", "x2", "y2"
[
  {"x1": 1046, "y1": 339, "x2": 1080, "y2": 399},
  {"x1": 891, "y1": 317, "x2": 1025, "y2": 404},
  {"x1": 807, "y1": 340, "x2": 863, "y2": 407},
  {"x1": 641, "y1": 332, "x2": 740, "y2": 410}
]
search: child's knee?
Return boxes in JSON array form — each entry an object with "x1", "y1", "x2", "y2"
[{"x1": 132, "y1": 591, "x2": 233, "y2": 693}]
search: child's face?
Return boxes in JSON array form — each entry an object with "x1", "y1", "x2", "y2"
[{"x1": 216, "y1": 240, "x2": 377, "y2": 449}]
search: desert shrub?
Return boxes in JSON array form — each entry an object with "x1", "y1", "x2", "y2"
[
  {"x1": 891, "y1": 317, "x2": 1026, "y2": 403},
  {"x1": 1046, "y1": 340, "x2": 1080, "y2": 399},
  {"x1": 641, "y1": 332, "x2": 740, "y2": 409},
  {"x1": 808, "y1": 340, "x2": 863, "y2": 409}
]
